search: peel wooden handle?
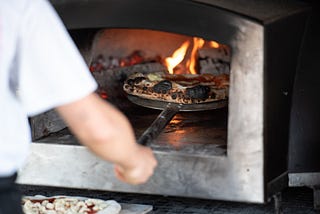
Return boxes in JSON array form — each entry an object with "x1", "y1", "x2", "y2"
[{"x1": 138, "y1": 103, "x2": 181, "y2": 146}]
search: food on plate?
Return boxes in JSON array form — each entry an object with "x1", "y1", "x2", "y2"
[
  {"x1": 123, "y1": 72, "x2": 229, "y2": 104},
  {"x1": 22, "y1": 196, "x2": 121, "y2": 214}
]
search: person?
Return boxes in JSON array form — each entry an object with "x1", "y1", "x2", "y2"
[{"x1": 0, "y1": 0, "x2": 157, "y2": 213}]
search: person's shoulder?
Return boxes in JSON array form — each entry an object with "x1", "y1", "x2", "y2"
[
  {"x1": 0, "y1": 0, "x2": 27, "y2": 12},
  {"x1": 0, "y1": 0, "x2": 49, "y2": 16},
  {"x1": 0, "y1": 0, "x2": 31, "y2": 21}
]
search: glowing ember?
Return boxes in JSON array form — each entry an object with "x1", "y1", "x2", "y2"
[
  {"x1": 89, "y1": 37, "x2": 225, "y2": 76},
  {"x1": 119, "y1": 50, "x2": 145, "y2": 67},
  {"x1": 89, "y1": 52, "x2": 162, "y2": 72}
]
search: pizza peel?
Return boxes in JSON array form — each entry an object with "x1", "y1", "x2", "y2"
[{"x1": 127, "y1": 94, "x2": 227, "y2": 146}]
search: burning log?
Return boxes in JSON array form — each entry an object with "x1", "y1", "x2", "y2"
[{"x1": 197, "y1": 44, "x2": 231, "y2": 75}]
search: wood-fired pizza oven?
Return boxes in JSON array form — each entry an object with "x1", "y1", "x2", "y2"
[{"x1": 17, "y1": 0, "x2": 311, "y2": 205}]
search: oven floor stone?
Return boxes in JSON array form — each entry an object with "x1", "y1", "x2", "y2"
[{"x1": 19, "y1": 186, "x2": 316, "y2": 214}]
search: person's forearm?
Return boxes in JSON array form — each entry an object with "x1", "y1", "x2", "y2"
[{"x1": 56, "y1": 93, "x2": 140, "y2": 169}]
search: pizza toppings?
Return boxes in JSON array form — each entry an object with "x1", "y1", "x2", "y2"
[
  {"x1": 22, "y1": 196, "x2": 121, "y2": 214},
  {"x1": 153, "y1": 80, "x2": 172, "y2": 93},
  {"x1": 186, "y1": 85, "x2": 210, "y2": 100},
  {"x1": 123, "y1": 72, "x2": 229, "y2": 104},
  {"x1": 162, "y1": 73, "x2": 229, "y2": 88}
]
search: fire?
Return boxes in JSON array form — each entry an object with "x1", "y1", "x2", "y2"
[
  {"x1": 164, "y1": 37, "x2": 216, "y2": 74},
  {"x1": 209, "y1": 41, "x2": 220, "y2": 48},
  {"x1": 187, "y1": 37, "x2": 205, "y2": 74},
  {"x1": 164, "y1": 40, "x2": 190, "y2": 74}
]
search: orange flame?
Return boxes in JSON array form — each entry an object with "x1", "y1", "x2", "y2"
[
  {"x1": 165, "y1": 40, "x2": 190, "y2": 74},
  {"x1": 187, "y1": 37, "x2": 205, "y2": 74},
  {"x1": 165, "y1": 37, "x2": 219, "y2": 74},
  {"x1": 209, "y1": 40, "x2": 220, "y2": 48}
]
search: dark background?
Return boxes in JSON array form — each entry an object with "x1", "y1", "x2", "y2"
[{"x1": 288, "y1": 0, "x2": 320, "y2": 173}]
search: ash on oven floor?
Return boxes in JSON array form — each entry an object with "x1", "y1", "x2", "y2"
[{"x1": 19, "y1": 185, "x2": 316, "y2": 214}]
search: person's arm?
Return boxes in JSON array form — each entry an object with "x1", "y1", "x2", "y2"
[
  {"x1": 55, "y1": 93, "x2": 157, "y2": 184},
  {"x1": 16, "y1": 0, "x2": 156, "y2": 184}
]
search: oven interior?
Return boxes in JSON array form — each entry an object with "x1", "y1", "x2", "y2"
[{"x1": 31, "y1": 27, "x2": 232, "y2": 157}]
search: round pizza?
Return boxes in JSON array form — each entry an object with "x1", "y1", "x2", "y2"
[
  {"x1": 22, "y1": 195, "x2": 121, "y2": 214},
  {"x1": 123, "y1": 72, "x2": 229, "y2": 104}
]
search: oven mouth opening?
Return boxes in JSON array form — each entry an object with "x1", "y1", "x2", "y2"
[{"x1": 31, "y1": 28, "x2": 231, "y2": 157}]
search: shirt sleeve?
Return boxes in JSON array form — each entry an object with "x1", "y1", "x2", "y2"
[{"x1": 17, "y1": 0, "x2": 97, "y2": 116}]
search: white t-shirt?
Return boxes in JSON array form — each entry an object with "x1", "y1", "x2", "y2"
[{"x1": 0, "y1": 0, "x2": 97, "y2": 176}]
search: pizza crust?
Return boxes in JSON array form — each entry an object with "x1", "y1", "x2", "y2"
[{"x1": 123, "y1": 72, "x2": 229, "y2": 104}]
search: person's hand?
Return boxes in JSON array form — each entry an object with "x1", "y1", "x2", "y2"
[{"x1": 113, "y1": 145, "x2": 157, "y2": 185}]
